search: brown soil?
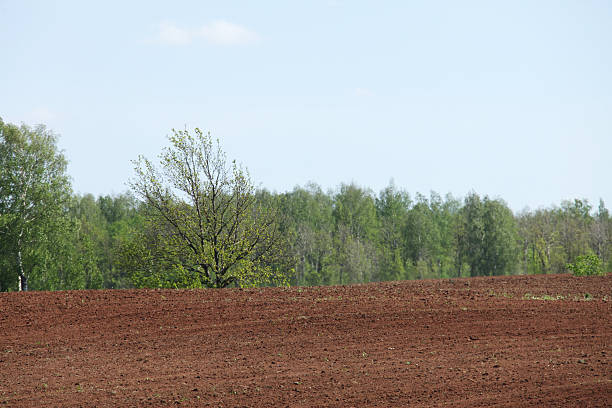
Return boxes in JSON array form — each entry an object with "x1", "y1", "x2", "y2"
[{"x1": 1, "y1": 274, "x2": 611, "y2": 407}]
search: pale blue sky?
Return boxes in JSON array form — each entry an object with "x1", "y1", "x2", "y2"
[{"x1": 2, "y1": 1, "x2": 611, "y2": 211}]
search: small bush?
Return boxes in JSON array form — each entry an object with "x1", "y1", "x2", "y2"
[{"x1": 567, "y1": 253, "x2": 604, "y2": 276}]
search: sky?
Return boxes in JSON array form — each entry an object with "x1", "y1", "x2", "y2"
[{"x1": 1, "y1": 0, "x2": 611, "y2": 212}]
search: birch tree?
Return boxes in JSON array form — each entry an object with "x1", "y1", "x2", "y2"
[{"x1": 0, "y1": 119, "x2": 72, "y2": 291}]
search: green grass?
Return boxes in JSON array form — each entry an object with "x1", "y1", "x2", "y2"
[{"x1": 523, "y1": 293, "x2": 565, "y2": 301}]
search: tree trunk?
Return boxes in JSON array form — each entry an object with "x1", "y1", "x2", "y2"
[
  {"x1": 523, "y1": 239, "x2": 528, "y2": 274},
  {"x1": 17, "y1": 233, "x2": 28, "y2": 291},
  {"x1": 19, "y1": 265, "x2": 28, "y2": 292}
]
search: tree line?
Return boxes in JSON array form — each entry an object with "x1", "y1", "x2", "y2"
[{"x1": 1, "y1": 119, "x2": 609, "y2": 291}]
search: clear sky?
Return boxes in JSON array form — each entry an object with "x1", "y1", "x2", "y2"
[{"x1": 1, "y1": 0, "x2": 611, "y2": 211}]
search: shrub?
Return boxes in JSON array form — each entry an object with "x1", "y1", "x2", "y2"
[{"x1": 567, "y1": 253, "x2": 604, "y2": 276}]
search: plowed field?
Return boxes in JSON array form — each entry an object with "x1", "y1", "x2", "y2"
[{"x1": 1, "y1": 274, "x2": 611, "y2": 407}]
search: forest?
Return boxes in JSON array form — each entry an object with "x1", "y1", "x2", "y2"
[{"x1": 1, "y1": 119, "x2": 610, "y2": 291}]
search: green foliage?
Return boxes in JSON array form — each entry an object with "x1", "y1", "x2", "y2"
[
  {"x1": 567, "y1": 252, "x2": 604, "y2": 276},
  {"x1": 457, "y1": 193, "x2": 518, "y2": 277},
  {"x1": 128, "y1": 128, "x2": 289, "y2": 289},
  {"x1": 332, "y1": 183, "x2": 379, "y2": 284},
  {"x1": 0, "y1": 118, "x2": 74, "y2": 291},
  {"x1": 278, "y1": 183, "x2": 336, "y2": 286},
  {"x1": 375, "y1": 182, "x2": 410, "y2": 281},
  {"x1": 333, "y1": 183, "x2": 378, "y2": 242},
  {"x1": 515, "y1": 198, "x2": 611, "y2": 275},
  {"x1": 2, "y1": 119, "x2": 610, "y2": 291}
]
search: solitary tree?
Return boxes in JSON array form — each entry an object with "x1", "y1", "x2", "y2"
[
  {"x1": 129, "y1": 128, "x2": 287, "y2": 288},
  {"x1": 0, "y1": 118, "x2": 72, "y2": 291}
]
